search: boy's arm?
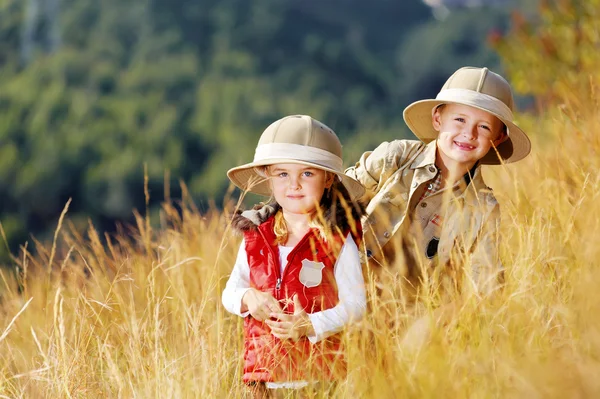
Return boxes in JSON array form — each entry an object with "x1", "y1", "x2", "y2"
[{"x1": 345, "y1": 140, "x2": 407, "y2": 199}]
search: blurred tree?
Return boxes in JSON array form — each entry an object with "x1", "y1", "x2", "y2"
[
  {"x1": 493, "y1": 0, "x2": 600, "y2": 112},
  {"x1": 397, "y1": 6, "x2": 511, "y2": 107},
  {"x1": 0, "y1": 0, "x2": 521, "y2": 263},
  {"x1": 178, "y1": 0, "x2": 434, "y2": 196},
  {"x1": 0, "y1": 0, "x2": 200, "y2": 259}
]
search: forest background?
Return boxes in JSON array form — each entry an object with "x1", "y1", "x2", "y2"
[{"x1": 0, "y1": 0, "x2": 537, "y2": 262}]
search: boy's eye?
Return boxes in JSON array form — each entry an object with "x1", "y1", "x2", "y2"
[
  {"x1": 277, "y1": 172, "x2": 288, "y2": 178},
  {"x1": 302, "y1": 171, "x2": 314, "y2": 177},
  {"x1": 479, "y1": 124, "x2": 491, "y2": 131},
  {"x1": 454, "y1": 117, "x2": 465, "y2": 123}
]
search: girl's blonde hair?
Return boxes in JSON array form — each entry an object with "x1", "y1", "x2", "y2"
[
  {"x1": 273, "y1": 207, "x2": 328, "y2": 246},
  {"x1": 273, "y1": 210, "x2": 289, "y2": 245}
]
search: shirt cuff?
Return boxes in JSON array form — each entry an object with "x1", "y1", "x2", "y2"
[
  {"x1": 233, "y1": 287, "x2": 252, "y2": 318},
  {"x1": 306, "y1": 313, "x2": 322, "y2": 343}
]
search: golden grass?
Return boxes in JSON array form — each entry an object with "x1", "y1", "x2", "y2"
[{"x1": 1, "y1": 93, "x2": 600, "y2": 398}]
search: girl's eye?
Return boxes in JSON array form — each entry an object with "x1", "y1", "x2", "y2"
[
  {"x1": 302, "y1": 171, "x2": 313, "y2": 177},
  {"x1": 455, "y1": 117, "x2": 465, "y2": 123},
  {"x1": 278, "y1": 172, "x2": 288, "y2": 178},
  {"x1": 479, "y1": 125, "x2": 491, "y2": 131}
]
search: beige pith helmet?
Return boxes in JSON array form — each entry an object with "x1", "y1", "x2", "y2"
[
  {"x1": 403, "y1": 66, "x2": 531, "y2": 164},
  {"x1": 227, "y1": 115, "x2": 365, "y2": 200}
]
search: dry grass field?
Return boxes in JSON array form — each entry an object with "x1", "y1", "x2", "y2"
[{"x1": 0, "y1": 91, "x2": 599, "y2": 398}]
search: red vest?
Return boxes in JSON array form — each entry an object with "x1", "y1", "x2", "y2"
[{"x1": 242, "y1": 216, "x2": 349, "y2": 383}]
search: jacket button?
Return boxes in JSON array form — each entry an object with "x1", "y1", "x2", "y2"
[
  {"x1": 429, "y1": 166, "x2": 436, "y2": 173},
  {"x1": 412, "y1": 182, "x2": 418, "y2": 188},
  {"x1": 420, "y1": 202, "x2": 428, "y2": 208},
  {"x1": 366, "y1": 249, "x2": 373, "y2": 258},
  {"x1": 383, "y1": 231, "x2": 390, "y2": 238}
]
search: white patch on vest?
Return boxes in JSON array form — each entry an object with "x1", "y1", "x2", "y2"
[{"x1": 299, "y1": 259, "x2": 325, "y2": 288}]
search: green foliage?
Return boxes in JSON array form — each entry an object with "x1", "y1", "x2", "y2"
[
  {"x1": 398, "y1": 7, "x2": 511, "y2": 103},
  {"x1": 0, "y1": 0, "x2": 519, "y2": 262},
  {"x1": 493, "y1": 0, "x2": 600, "y2": 109},
  {"x1": 0, "y1": 0, "x2": 201, "y2": 259}
]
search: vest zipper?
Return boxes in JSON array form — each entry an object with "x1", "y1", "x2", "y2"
[
  {"x1": 276, "y1": 233, "x2": 311, "y2": 298},
  {"x1": 257, "y1": 225, "x2": 315, "y2": 301}
]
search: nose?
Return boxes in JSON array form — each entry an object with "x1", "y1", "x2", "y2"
[
  {"x1": 289, "y1": 176, "x2": 301, "y2": 190},
  {"x1": 463, "y1": 124, "x2": 477, "y2": 140}
]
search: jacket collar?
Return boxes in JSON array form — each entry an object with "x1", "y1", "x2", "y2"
[
  {"x1": 410, "y1": 140, "x2": 437, "y2": 170},
  {"x1": 465, "y1": 164, "x2": 486, "y2": 190},
  {"x1": 409, "y1": 140, "x2": 489, "y2": 195}
]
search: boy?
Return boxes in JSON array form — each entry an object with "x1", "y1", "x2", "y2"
[{"x1": 345, "y1": 67, "x2": 531, "y2": 303}]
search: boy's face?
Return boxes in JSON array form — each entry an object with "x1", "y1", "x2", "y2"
[{"x1": 433, "y1": 103, "x2": 507, "y2": 170}]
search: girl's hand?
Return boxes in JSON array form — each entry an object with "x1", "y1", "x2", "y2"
[
  {"x1": 266, "y1": 294, "x2": 315, "y2": 341},
  {"x1": 241, "y1": 289, "x2": 282, "y2": 321}
]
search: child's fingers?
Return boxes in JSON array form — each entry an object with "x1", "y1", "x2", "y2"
[
  {"x1": 265, "y1": 319, "x2": 281, "y2": 329},
  {"x1": 265, "y1": 319, "x2": 292, "y2": 332},
  {"x1": 292, "y1": 294, "x2": 304, "y2": 313},
  {"x1": 267, "y1": 319, "x2": 303, "y2": 342},
  {"x1": 269, "y1": 312, "x2": 293, "y2": 322},
  {"x1": 270, "y1": 331, "x2": 290, "y2": 340},
  {"x1": 251, "y1": 293, "x2": 282, "y2": 320},
  {"x1": 252, "y1": 309, "x2": 268, "y2": 321},
  {"x1": 257, "y1": 305, "x2": 275, "y2": 320},
  {"x1": 264, "y1": 297, "x2": 283, "y2": 313}
]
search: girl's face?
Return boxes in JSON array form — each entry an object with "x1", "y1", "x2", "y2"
[{"x1": 267, "y1": 164, "x2": 334, "y2": 217}]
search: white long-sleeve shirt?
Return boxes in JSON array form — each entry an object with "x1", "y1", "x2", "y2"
[{"x1": 221, "y1": 233, "x2": 366, "y2": 343}]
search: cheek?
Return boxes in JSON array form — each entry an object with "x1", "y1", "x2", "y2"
[
  {"x1": 478, "y1": 136, "x2": 495, "y2": 148},
  {"x1": 309, "y1": 182, "x2": 326, "y2": 199},
  {"x1": 310, "y1": 183, "x2": 325, "y2": 196},
  {"x1": 438, "y1": 131, "x2": 454, "y2": 144},
  {"x1": 269, "y1": 181, "x2": 285, "y2": 195}
]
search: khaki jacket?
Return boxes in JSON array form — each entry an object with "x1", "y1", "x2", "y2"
[{"x1": 345, "y1": 139, "x2": 502, "y2": 294}]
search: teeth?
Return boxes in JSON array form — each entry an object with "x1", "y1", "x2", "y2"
[{"x1": 455, "y1": 142, "x2": 474, "y2": 149}]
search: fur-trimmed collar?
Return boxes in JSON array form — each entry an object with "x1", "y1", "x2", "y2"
[
  {"x1": 231, "y1": 200, "x2": 364, "y2": 236},
  {"x1": 231, "y1": 202, "x2": 280, "y2": 232}
]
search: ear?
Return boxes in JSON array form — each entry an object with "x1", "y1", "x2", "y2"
[
  {"x1": 492, "y1": 127, "x2": 510, "y2": 147},
  {"x1": 432, "y1": 106, "x2": 443, "y2": 132},
  {"x1": 324, "y1": 172, "x2": 335, "y2": 188}
]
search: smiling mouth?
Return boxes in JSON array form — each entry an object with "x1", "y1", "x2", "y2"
[
  {"x1": 454, "y1": 141, "x2": 476, "y2": 150},
  {"x1": 287, "y1": 195, "x2": 304, "y2": 199}
]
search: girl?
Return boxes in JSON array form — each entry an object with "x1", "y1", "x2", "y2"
[{"x1": 222, "y1": 115, "x2": 367, "y2": 396}]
